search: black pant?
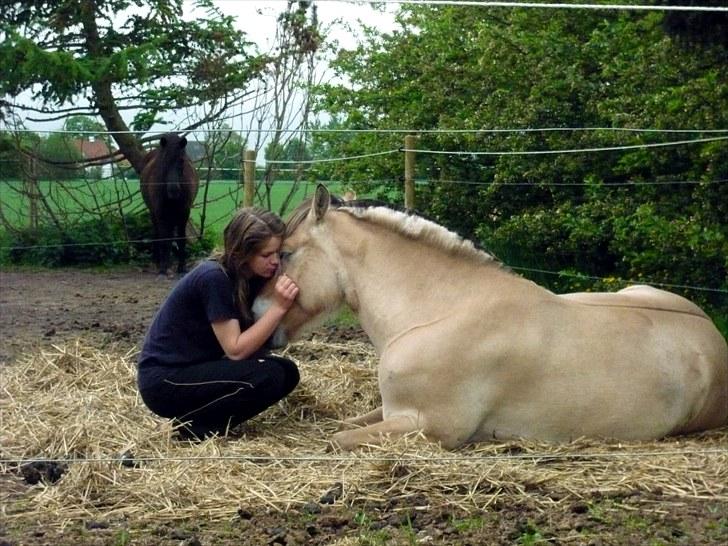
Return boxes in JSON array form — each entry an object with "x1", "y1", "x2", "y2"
[{"x1": 138, "y1": 355, "x2": 299, "y2": 439}]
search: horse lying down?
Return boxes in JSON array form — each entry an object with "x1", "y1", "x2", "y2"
[{"x1": 253, "y1": 185, "x2": 728, "y2": 450}]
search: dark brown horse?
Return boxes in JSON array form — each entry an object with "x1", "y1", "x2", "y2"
[{"x1": 140, "y1": 133, "x2": 199, "y2": 275}]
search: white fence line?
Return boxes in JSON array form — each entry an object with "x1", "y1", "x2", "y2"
[
  {"x1": 6, "y1": 127, "x2": 728, "y2": 135},
  {"x1": 2, "y1": 447, "x2": 726, "y2": 466}
]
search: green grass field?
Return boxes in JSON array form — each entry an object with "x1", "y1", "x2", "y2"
[{"x1": 0, "y1": 178, "x2": 343, "y2": 240}]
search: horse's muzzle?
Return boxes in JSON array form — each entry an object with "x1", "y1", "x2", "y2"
[{"x1": 252, "y1": 296, "x2": 289, "y2": 348}]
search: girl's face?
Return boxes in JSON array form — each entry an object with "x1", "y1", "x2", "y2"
[{"x1": 247, "y1": 236, "x2": 282, "y2": 278}]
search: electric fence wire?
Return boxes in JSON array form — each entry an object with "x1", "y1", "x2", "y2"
[
  {"x1": 218, "y1": 0, "x2": 728, "y2": 12},
  {"x1": 2, "y1": 447, "x2": 727, "y2": 467}
]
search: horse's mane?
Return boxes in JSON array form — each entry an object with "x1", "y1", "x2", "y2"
[
  {"x1": 341, "y1": 201, "x2": 499, "y2": 266},
  {"x1": 286, "y1": 194, "x2": 499, "y2": 267}
]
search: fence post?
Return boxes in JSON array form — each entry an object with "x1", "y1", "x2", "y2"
[
  {"x1": 25, "y1": 154, "x2": 39, "y2": 229},
  {"x1": 243, "y1": 149, "x2": 256, "y2": 207},
  {"x1": 404, "y1": 134, "x2": 416, "y2": 210}
]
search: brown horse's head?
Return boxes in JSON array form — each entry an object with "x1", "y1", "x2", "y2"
[{"x1": 156, "y1": 133, "x2": 189, "y2": 200}]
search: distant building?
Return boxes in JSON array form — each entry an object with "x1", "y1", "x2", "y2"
[{"x1": 71, "y1": 137, "x2": 113, "y2": 178}]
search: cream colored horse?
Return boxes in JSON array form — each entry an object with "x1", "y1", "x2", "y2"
[{"x1": 254, "y1": 185, "x2": 728, "y2": 450}]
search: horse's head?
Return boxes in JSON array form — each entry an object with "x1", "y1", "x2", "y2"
[
  {"x1": 253, "y1": 185, "x2": 348, "y2": 347},
  {"x1": 157, "y1": 133, "x2": 188, "y2": 200}
]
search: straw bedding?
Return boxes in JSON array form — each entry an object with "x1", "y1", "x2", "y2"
[{"x1": 1, "y1": 338, "x2": 726, "y2": 527}]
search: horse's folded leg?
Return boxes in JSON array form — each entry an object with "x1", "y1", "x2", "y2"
[
  {"x1": 341, "y1": 406, "x2": 383, "y2": 429},
  {"x1": 330, "y1": 415, "x2": 419, "y2": 450}
]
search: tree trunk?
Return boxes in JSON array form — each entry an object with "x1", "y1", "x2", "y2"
[
  {"x1": 80, "y1": 0, "x2": 147, "y2": 175},
  {"x1": 93, "y1": 82, "x2": 148, "y2": 174}
]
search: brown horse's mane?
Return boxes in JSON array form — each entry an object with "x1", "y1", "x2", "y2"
[{"x1": 286, "y1": 195, "x2": 499, "y2": 267}]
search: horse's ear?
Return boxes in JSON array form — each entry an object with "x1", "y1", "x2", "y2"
[
  {"x1": 179, "y1": 136, "x2": 187, "y2": 148},
  {"x1": 160, "y1": 135, "x2": 168, "y2": 147},
  {"x1": 312, "y1": 184, "x2": 330, "y2": 221}
]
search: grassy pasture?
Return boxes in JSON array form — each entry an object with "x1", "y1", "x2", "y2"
[{"x1": 0, "y1": 178, "x2": 342, "y2": 240}]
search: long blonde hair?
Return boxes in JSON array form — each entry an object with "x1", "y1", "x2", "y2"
[{"x1": 212, "y1": 207, "x2": 285, "y2": 326}]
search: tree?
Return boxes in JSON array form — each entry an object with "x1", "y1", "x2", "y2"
[
  {"x1": 38, "y1": 133, "x2": 84, "y2": 180},
  {"x1": 212, "y1": 128, "x2": 246, "y2": 181},
  {"x1": 0, "y1": 129, "x2": 39, "y2": 180},
  {"x1": 1, "y1": 0, "x2": 266, "y2": 174},
  {"x1": 264, "y1": 137, "x2": 312, "y2": 163},
  {"x1": 249, "y1": 1, "x2": 325, "y2": 214},
  {"x1": 63, "y1": 115, "x2": 106, "y2": 140}
]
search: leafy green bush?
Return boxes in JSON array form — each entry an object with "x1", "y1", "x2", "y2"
[
  {"x1": 476, "y1": 198, "x2": 727, "y2": 329},
  {"x1": 0, "y1": 211, "x2": 215, "y2": 268}
]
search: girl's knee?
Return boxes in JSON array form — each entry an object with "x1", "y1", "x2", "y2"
[{"x1": 267, "y1": 356, "x2": 300, "y2": 395}]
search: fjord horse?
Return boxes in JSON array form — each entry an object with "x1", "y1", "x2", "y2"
[
  {"x1": 140, "y1": 133, "x2": 199, "y2": 275},
  {"x1": 253, "y1": 185, "x2": 728, "y2": 450}
]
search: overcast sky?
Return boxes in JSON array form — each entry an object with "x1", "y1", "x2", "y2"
[
  {"x1": 16, "y1": 1, "x2": 397, "y2": 133},
  {"x1": 205, "y1": 0, "x2": 397, "y2": 52}
]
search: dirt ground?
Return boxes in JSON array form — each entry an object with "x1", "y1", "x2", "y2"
[{"x1": 1, "y1": 268, "x2": 727, "y2": 545}]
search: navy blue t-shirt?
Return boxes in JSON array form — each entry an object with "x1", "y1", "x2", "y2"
[{"x1": 138, "y1": 260, "x2": 242, "y2": 370}]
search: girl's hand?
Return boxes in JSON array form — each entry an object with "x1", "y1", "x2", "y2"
[
  {"x1": 213, "y1": 273, "x2": 298, "y2": 360},
  {"x1": 273, "y1": 273, "x2": 299, "y2": 310}
]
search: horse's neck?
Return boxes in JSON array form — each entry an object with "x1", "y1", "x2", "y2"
[{"x1": 331, "y1": 214, "x2": 508, "y2": 351}]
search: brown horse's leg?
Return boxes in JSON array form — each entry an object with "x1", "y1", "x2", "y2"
[
  {"x1": 156, "y1": 221, "x2": 173, "y2": 276},
  {"x1": 150, "y1": 223, "x2": 160, "y2": 273},
  {"x1": 150, "y1": 219, "x2": 164, "y2": 275},
  {"x1": 175, "y1": 216, "x2": 189, "y2": 274}
]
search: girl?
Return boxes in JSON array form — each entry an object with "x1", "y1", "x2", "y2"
[{"x1": 137, "y1": 208, "x2": 299, "y2": 440}]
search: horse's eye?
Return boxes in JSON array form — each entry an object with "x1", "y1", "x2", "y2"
[{"x1": 280, "y1": 251, "x2": 292, "y2": 262}]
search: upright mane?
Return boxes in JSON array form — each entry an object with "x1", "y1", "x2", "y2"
[
  {"x1": 285, "y1": 195, "x2": 498, "y2": 266},
  {"x1": 341, "y1": 203, "x2": 498, "y2": 266}
]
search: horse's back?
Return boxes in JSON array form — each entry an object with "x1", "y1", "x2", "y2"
[{"x1": 559, "y1": 284, "x2": 709, "y2": 319}]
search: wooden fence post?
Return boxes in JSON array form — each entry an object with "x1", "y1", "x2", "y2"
[
  {"x1": 243, "y1": 149, "x2": 256, "y2": 207},
  {"x1": 25, "y1": 154, "x2": 39, "y2": 229},
  {"x1": 404, "y1": 134, "x2": 416, "y2": 210}
]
